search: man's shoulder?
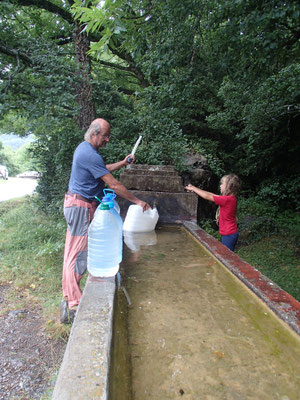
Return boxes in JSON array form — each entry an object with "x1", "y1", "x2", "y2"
[
  {"x1": 75, "y1": 141, "x2": 92, "y2": 152},
  {"x1": 73, "y1": 141, "x2": 106, "y2": 172},
  {"x1": 75, "y1": 141, "x2": 98, "y2": 158}
]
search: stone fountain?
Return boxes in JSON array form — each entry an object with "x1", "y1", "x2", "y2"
[{"x1": 118, "y1": 164, "x2": 198, "y2": 224}]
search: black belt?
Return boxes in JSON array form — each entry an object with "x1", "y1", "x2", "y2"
[{"x1": 66, "y1": 191, "x2": 97, "y2": 204}]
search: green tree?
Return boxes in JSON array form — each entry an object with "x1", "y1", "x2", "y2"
[
  {"x1": 204, "y1": 0, "x2": 300, "y2": 205},
  {"x1": 0, "y1": 141, "x2": 19, "y2": 175},
  {"x1": 76, "y1": 0, "x2": 299, "y2": 206},
  {"x1": 1, "y1": 0, "x2": 299, "y2": 211}
]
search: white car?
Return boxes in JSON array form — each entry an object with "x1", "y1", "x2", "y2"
[
  {"x1": 16, "y1": 171, "x2": 41, "y2": 179},
  {"x1": 0, "y1": 165, "x2": 8, "y2": 180}
]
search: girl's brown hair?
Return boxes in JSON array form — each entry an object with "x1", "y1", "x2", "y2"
[
  {"x1": 221, "y1": 174, "x2": 241, "y2": 196},
  {"x1": 216, "y1": 174, "x2": 241, "y2": 224}
]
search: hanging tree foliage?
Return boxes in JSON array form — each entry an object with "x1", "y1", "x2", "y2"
[{"x1": 1, "y1": 0, "x2": 299, "y2": 210}]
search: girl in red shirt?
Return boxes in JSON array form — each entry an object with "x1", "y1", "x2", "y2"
[{"x1": 185, "y1": 174, "x2": 241, "y2": 251}]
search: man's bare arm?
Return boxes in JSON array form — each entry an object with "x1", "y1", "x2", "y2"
[
  {"x1": 106, "y1": 155, "x2": 134, "y2": 172},
  {"x1": 101, "y1": 173, "x2": 150, "y2": 211}
]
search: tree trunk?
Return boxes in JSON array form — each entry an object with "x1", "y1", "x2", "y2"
[{"x1": 73, "y1": 21, "x2": 95, "y2": 131}]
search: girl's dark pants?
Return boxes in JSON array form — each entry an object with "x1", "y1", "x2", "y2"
[{"x1": 221, "y1": 232, "x2": 239, "y2": 251}]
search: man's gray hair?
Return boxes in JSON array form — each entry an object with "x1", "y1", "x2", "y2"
[{"x1": 84, "y1": 120, "x2": 102, "y2": 141}]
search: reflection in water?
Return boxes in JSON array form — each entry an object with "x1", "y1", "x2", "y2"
[
  {"x1": 123, "y1": 230, "x2": 157, "y2": 252},
  {"x1": 111, "y1": 227, "x2": 300, "y2": 400}
]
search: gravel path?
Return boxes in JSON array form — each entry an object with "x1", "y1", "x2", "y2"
[{"x1": 0, "y1": 285, "x2": 66, "y2": 400}]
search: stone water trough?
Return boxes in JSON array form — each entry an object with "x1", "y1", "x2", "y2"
[{"x1": 52, "y1": 165, "x2": 300, "y2": 400}]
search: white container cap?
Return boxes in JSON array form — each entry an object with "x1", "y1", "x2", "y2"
[{"x1": 123, "y1": 205, "x2": 159, "y2": 233}]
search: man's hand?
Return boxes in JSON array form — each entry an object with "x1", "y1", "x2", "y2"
[
  {"x1": 106, "y1": 155, "x2": 134, "y2": 172},
  {"x1": 125, "y1": 154, "x2": 135, "y2": 165},
  {"x1": 136, "y1": 199, "x2": 151, "y2": 212}
]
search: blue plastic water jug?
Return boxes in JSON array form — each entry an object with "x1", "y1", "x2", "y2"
[
  {"x1": 87, "y1": 202, "x2": 123, "y2": 277},
  {"x1": 102, "y1": 188, "x2": 120, "y2": 214},
  {"x1": 101, "y1": 189, "x2": 123, "y2": 235}
]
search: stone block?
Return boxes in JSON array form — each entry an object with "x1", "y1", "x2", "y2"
[
  {"x1": 118, "y1": 191, "x2": 198, "y2": 224},
  {"x1": 120, "y1": 164, "x2": 183, "y2": 192},
  {"x1": 120, "y1": 174, "x2": 183, "y2": 192}
]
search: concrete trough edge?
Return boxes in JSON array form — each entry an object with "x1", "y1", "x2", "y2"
[
  {"x1": 182, "y1": 220, "x2": 300, "y2": 336},
  {"x1": 52, "y1": 220, "x2": 300, "y2": 399},
  {"x1": 52, "y1": 276, "x2": 116, "y2": 400}
]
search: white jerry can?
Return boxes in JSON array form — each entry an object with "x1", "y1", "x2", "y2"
[{"x1": 123, "y1": 205, "x2": 159, "y2": 233}]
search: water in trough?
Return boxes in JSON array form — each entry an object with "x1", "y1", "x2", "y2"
[{"x1": 110, "y1": 226, "x2": 300, "y2": 400}]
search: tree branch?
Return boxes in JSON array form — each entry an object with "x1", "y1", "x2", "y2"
[
  {"x1": 50, "y1": 35, "x2": 73, "y2": 45},
  {"x1": 0, "y1": 43, "x2": 33, "y2": 66},
  {"x1": 8, "y1": 0, "x2": 150, "y2": 88},
  {"x1": 108, "y1": 37, "x2": 150, "y2": 88},
  {"x1": 97, "y1": 59, "x2": 133, "y2": 73},
  {"x1": 117, "y1": 87, "x2": 135, "y2": 95},
  {"x1": 11, "y1": 0, "x2": 73, "y2": 24}
]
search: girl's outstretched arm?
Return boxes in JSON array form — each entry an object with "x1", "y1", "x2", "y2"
[{"x1": 184, "y1": 184, "x2": 216, "y2": 202}]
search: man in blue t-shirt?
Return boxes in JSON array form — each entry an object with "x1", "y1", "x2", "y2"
[{"x1": 61, "y1": 118, "x2": 150, "y2": 323}]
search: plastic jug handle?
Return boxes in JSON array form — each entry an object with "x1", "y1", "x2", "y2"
[{"x1": 103, "y1": 188, "x2": 116, "y2": 199}]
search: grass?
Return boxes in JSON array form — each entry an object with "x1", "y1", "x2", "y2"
[
  {"x1": 236, "y1": 198, "x2": 300, "y2": 301},
  {"x1": 0, "y1": 197, "x2": 71, "y2": 339},
  {"x1": 237, "y1": 236, "x2": 300, "y2": 301}
]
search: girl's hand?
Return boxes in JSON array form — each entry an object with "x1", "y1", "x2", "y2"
[
  {"x1": 184, "y1": 184, "x2": 194, "y2": 192},
  {"x1": 184, "y1": 184, "x2": 215, "y2": 202}
]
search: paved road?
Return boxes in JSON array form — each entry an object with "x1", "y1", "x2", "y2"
[{"x1": 0, "y1": 177, "x2": 38, "y2": 202}]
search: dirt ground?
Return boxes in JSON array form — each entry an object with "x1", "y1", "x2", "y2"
[{"x1": 0, "y1": 285, "x2": 66, "y2": 400}]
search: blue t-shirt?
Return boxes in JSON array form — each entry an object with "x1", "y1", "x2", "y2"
[{"x1": 68, "y1": 141, "x2": 110, "y2": 200}]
